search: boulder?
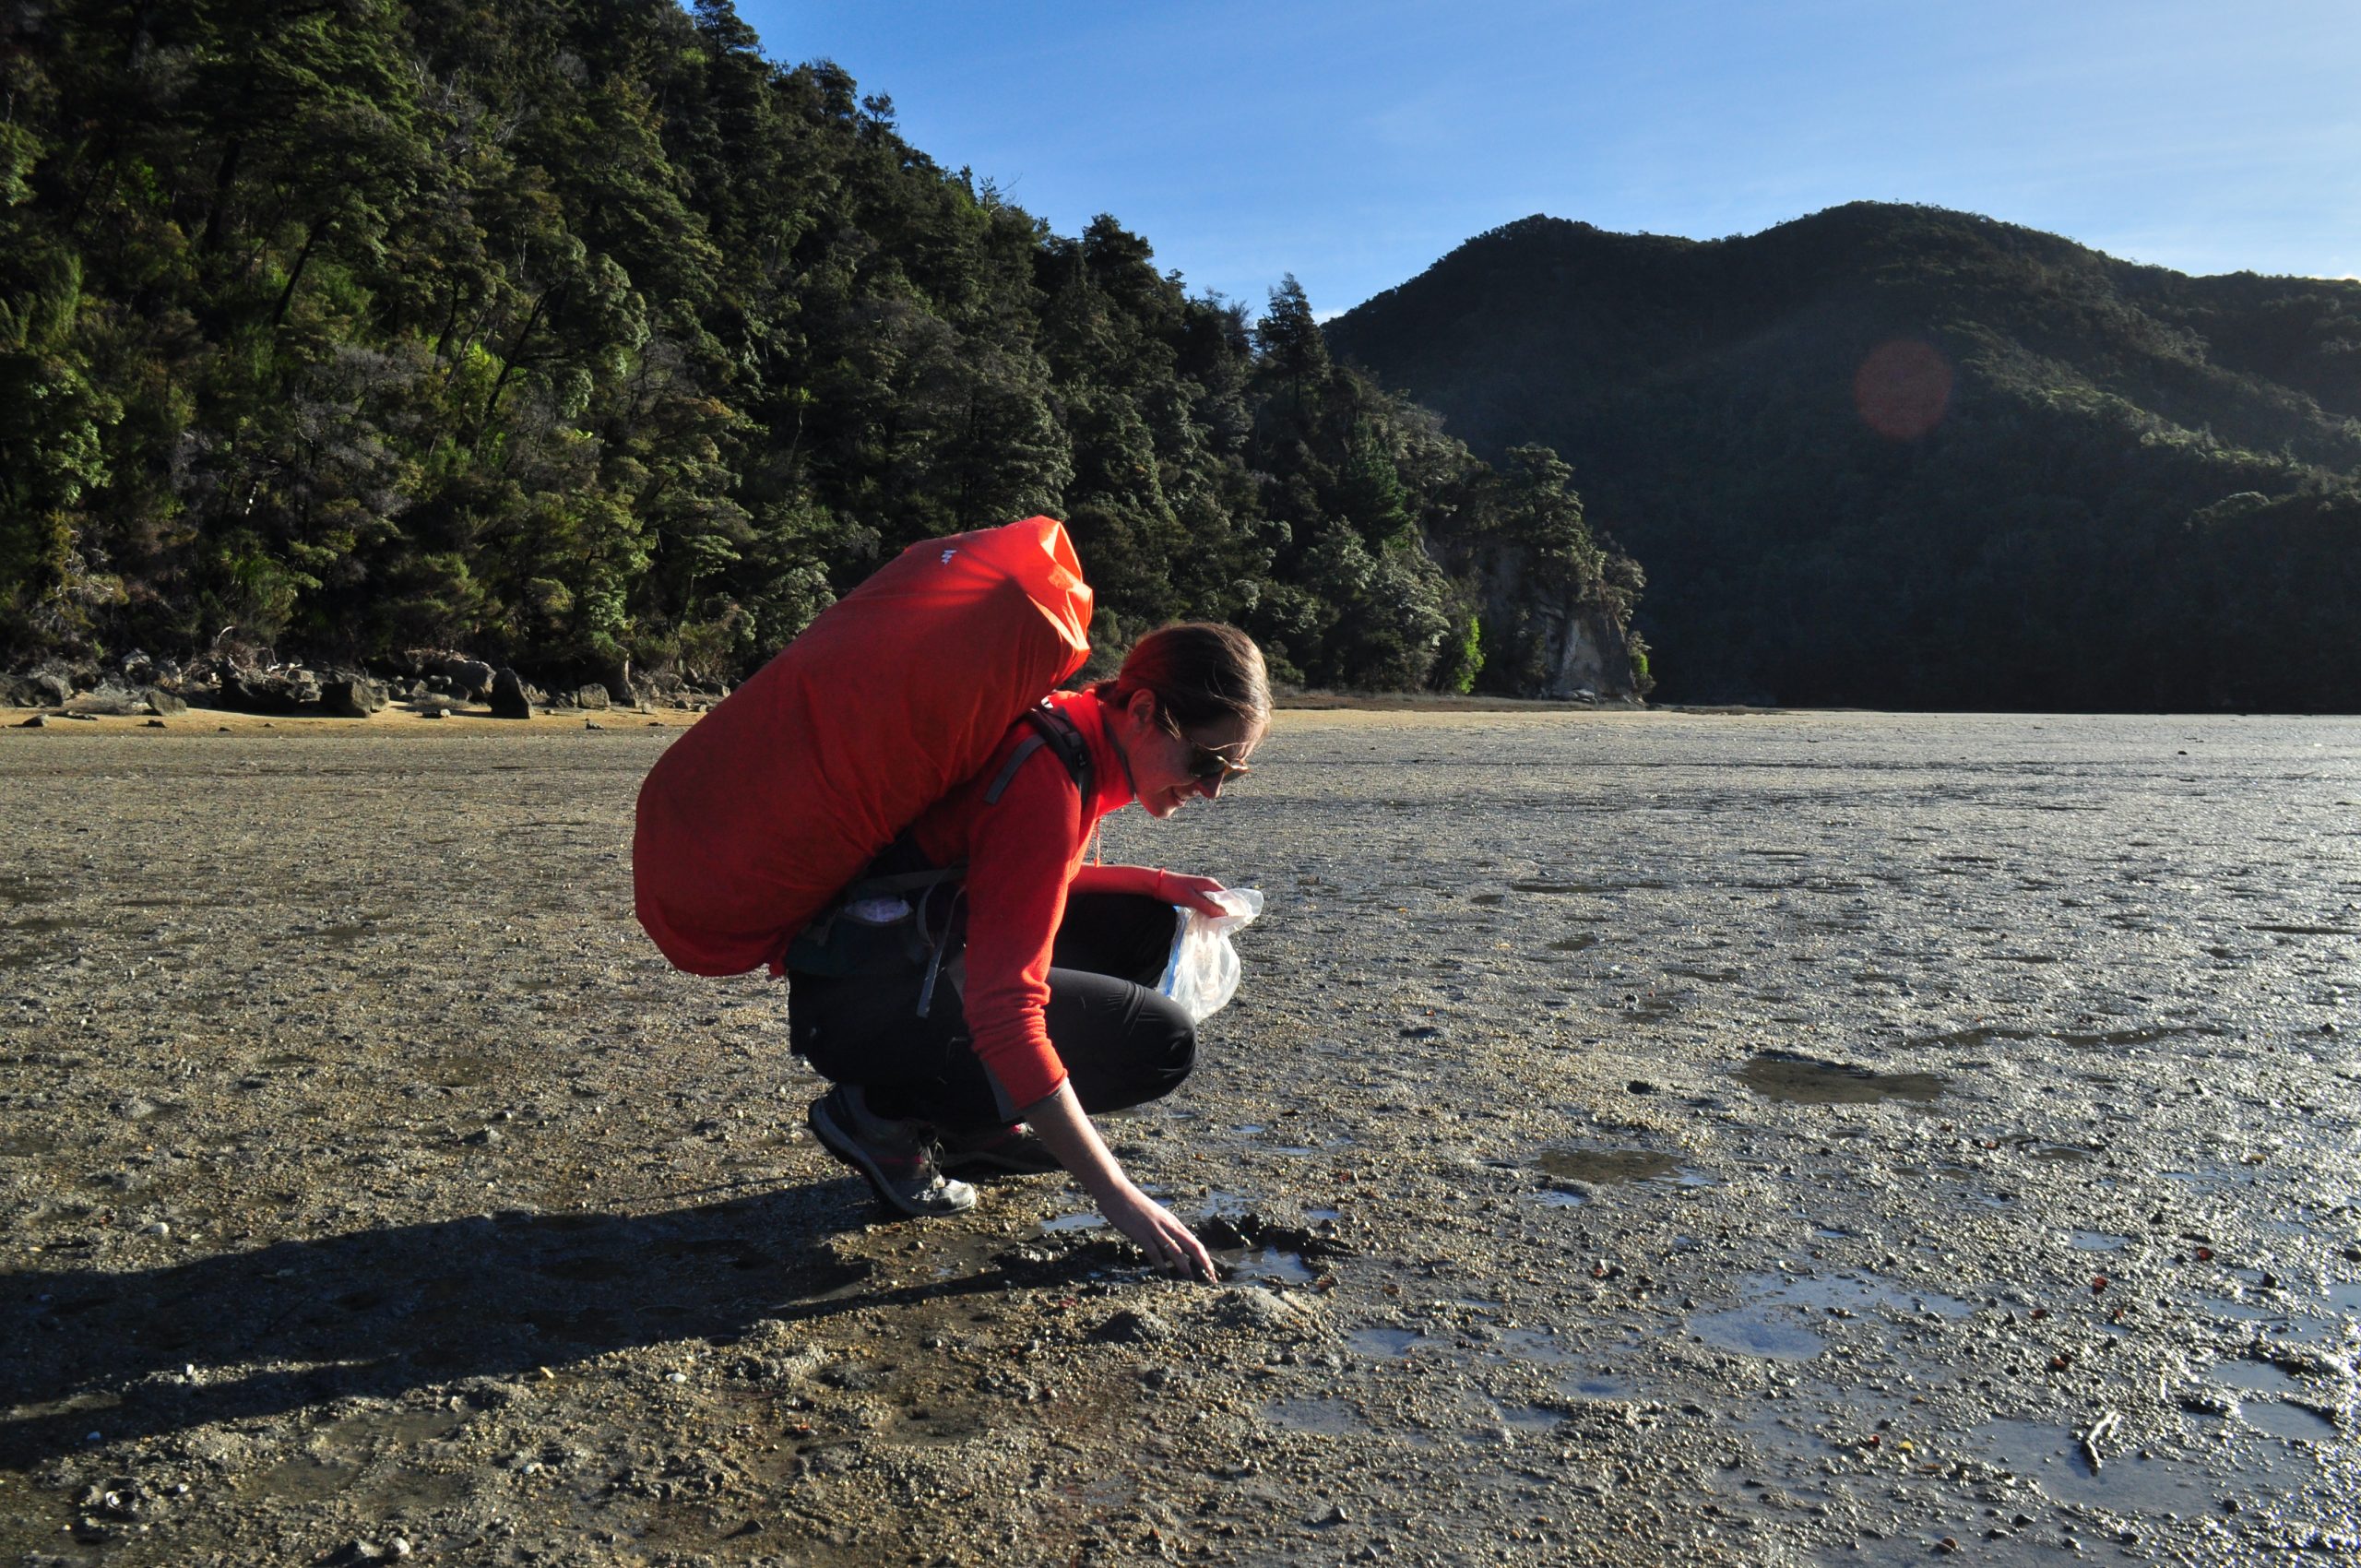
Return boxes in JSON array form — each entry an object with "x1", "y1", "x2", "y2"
[
  {"x1": 65, "y1": 683, "x2": 147, "y2": 717},
  {"x1": 575, "y1": 683, "x2": 611, "y2": 711},
  {"x1": 319, "y1": 678, "x2": 382, "y2": 719},
  {"x1": 29, "y1": 669, "x2": 75, "y2": 707},
  {"x1": 488, "y1": 668, "x2": 534, "y2": 719},
  {"x1": 435, "y1": 657, "x2": 496, "y2": 702},
  {"x1": 143, "y1": 688, "x2": 188, "y2": 717},
  {"x1": 0, "y1": 672, "x2": 36, "y2": 707},
  {"x1": 216, "y1": 663, "x2": 320, "y2": 715}
]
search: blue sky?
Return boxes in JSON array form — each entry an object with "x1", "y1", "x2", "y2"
[{"x1": 731, "y1": 0, "x2": 2361, "y2": 317}]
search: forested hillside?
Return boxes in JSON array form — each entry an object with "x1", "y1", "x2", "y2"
[
  {"x1": 0, "y1": 0, "x2": 1646, "y2": 702},
  {"x1": 1328, "y1": 207, "x2": 2361, "y2": 709}
]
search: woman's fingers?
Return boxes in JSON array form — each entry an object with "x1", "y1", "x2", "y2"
[
  {"x1": 1165, "y1": 1215, "x2": 1217, "y2": 1282},
  {"x1": 1167, "y1": 873, "x2": 1229, "y2": 917},
  {"x1": 1107, "y1": 1187, "x2": 1217, "y2": 1282}
]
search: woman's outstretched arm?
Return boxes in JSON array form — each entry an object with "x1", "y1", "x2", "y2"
[
  {"x1": 1024, "y1": 1081, "x2": 1216, "y2": 1283},
  {"x1": 1068, "y1": 862, "x2": 1231, "y2": 916}
]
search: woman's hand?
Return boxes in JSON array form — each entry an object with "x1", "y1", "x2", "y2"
[
  {"x1": 1097, "y1": 1180, "x2": 1218, "y2": 1283},
  {"x1": 1024, "y1": 1080, "x2": 1217, "y2": 1282},
  {"x1": 1153, "y1": 870, "x2": 1231, "y2": 918}
]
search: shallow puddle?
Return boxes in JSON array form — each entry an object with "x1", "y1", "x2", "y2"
[
  {"x1": 1350, "y1": 1326, "x2": 1426, "y2": 1359},
  {"x1": 1218, "y1": 1246, "x2": 1319, "y2": 1286},
  {"x1": 2243, "y1": 1402, "x2": 2340, "y2": 1442},
  {"x1": 1560, "y1": 1374, "x2": 1635, "y2": 1400},
  {"x1": 1689, "y1": 1271, "x2": 1979, "y2": 1361},
  {"x1": 1034, "y1": 1211, "x2": 1107, "y2": 1236},
  {"x1": 1493, "y1": 1327, "x2": 1578, "y2": 1364},
  {"x1": 1688, "y1": 1308, "x2": 1825, "y2": 1360},
  {"x1": 1971, "y1": 1419, "x2": 2216, "y2": 1513},
  {"x1": 2069, "y1": 1230, "x2": 2128, "y2": 1251},
  {"x1": 1737, "y1": 1051, "x2": 1945, "y2": 1105},
  {"x1": 2212, "y1": 1359, "x2": 2300, "y2": 1396}
]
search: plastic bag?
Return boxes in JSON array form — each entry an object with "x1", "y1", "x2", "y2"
[{"x1": 1157, "y1": 888, "x2": 1264, "y2": 1023}]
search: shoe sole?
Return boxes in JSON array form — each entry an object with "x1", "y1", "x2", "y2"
[{"x1": 808, "y1": 1095, "x2": 976, "y2": 1218}]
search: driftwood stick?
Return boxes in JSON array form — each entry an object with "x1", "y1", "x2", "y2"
[{"x1": 2078, "y1": 1409, "x2": 2122, "y2": 1471}]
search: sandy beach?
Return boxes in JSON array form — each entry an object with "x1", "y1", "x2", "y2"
[{"x1": 3, "y1": 707, "x2": 2356, "y2": 1566}]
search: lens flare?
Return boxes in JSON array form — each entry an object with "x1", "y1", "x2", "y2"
[{"x1": 1852, "y1": 339, "x2": 1952, "y2": 440}]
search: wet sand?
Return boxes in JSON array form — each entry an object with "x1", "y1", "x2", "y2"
[{"x1": 3, "y1": 708, "x2": 2357, "y2": 1565}]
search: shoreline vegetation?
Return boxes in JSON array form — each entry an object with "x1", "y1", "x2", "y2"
[{"x1": 0, "y1": 688, "x2": 1646, "y2": 736}]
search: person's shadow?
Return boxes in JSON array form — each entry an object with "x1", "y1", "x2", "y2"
[{"x1": 1, "y1": 1174, "x2": 1109, "y2": 1469}]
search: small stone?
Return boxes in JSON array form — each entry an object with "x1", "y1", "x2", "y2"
[
  {"x1": 18, "y1": 714, "x2": 44, "y2": 728},
  {"x1": 1626, "y1": 1079, "x2": 1656, "y2": 1095},
  {"x1": 464, "y1": 1127, "x2": 502, "y2": 1146},
  {"x1": 144, "y1": 719, "x2": 165, "y2": 728},
  {"x1": 419, "y1": 707, "x2": 445, "y2": 720},
  {"x1": 584, "y1": 719, "x2": 603, "y2": 731},
  {"x1": 667, "y1": 1372, "x2": 688, "y2": 1384},
  {"x1": 1313, "y1": 1503, "x2": 1348, "y2": 1526},
  {"x1": 142, "y1": 1221, "x2": 170, "y2": 1238},
  {"x1": 388, "y1": 1540, "x2": 412, "y2": 1560}
]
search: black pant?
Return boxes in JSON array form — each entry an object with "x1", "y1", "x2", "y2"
[{"x1": 788, "y1": 892, "x2": 1193, "y2": 1130}]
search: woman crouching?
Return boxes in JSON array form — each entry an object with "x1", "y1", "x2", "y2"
[{"x1": 789, "y1": 623, "x2": 1267, "y2": 1282}]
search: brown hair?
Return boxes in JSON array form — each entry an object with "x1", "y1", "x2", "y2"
[{"x1": 1092, "y1": 623, "x2": 1270, "y2": 734}]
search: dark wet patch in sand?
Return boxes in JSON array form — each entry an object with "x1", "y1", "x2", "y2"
[
  {"x1": 1264, "y1": 1396, "x2": 1362, "y2": 1434},
  {"x1": 1536, "y1": 1148, "x2": 1677, "y2": 1184},
  {"x1": 1738, "y1": 1051, "x2": 1945, "y2": 1105}
]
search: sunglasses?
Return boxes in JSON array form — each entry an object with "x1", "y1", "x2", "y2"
[{"x1": 1160, "y1": 710, "x2": 1252, "y2": 786}]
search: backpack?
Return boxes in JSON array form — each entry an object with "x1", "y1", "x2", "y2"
[
  {"x1": 632, "y1": 517, "x2": 1093, "y2": 977},
  {"x1": 779, "y1": 700, "x2": 1097, "y2": 1016}
]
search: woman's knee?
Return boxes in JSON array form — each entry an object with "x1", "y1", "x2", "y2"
[{"x1": 1133, "y1": 992, "x2": 1197, "y2": 1097}]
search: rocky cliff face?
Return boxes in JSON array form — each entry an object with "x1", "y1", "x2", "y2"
[{"x1": 1450, "y1": 538, "x2": 1651, "y2": 702}]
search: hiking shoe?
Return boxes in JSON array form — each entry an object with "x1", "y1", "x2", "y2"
[
  {"x1": 807, "y1": 1087, "x2": 977, "y2": 1218},
  {"x1": 938, "y1": 1122, "x2": 1062, "y2": 1177}
]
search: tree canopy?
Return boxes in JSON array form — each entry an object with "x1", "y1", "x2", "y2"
[{"x1": 0, "y1": 0, "x2": 1643, "y2": 698}]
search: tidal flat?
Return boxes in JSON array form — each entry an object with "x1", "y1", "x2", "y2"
[{"x1": 3, "y1": 708, "x2": 2357, "y2": 1566}]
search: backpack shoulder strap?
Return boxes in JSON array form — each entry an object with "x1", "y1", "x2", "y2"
[{"x1": 982, "y1": 699, "x2": 1094, "y2": 807}]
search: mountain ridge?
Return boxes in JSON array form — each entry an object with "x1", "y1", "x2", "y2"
[{"x1": 1327, "y1": 201, "x2": 2361, "y2": 708}]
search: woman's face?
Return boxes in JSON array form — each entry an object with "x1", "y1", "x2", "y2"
[{"x1": 1115, "y1": 690, "x2": 1264, "y2": 819}]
